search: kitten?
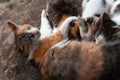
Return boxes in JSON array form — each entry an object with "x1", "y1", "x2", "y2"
[
  {"x1": 31, "y1": 16, "x2": 78, "y2": 64},
  {"x1": 46, "y1": 0, "x2": 81, "y2": 41},
  {"x1": 95, "y1": 13, "x2": 120, "y2": 46},
  {"x1": 7, "y1": 22, "x2": 40, "y2": 59},
  {"x1": 110, "y1": 0, "x2": 120, "y2": 25},
  {"x1": 41, "y1": 33, "x2": 120, "y2": 80},
  {"x1": 82, "y1": 0, "x2": 114, "y2": 19},
  {"x1": 78, "y1": 16, "x2": 97, "y2": 41},
  {"x1": 41, "y1": 14, "x2": 120, "y2": 80},
  {"x1": 47, "y1": 0, "x2": 79, "y2": 28},
  {"x1": 78, "y1": 12, "x2": 120, "y2": 45}
]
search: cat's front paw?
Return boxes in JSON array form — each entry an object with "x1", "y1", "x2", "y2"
[{"x1": 41, "y1": 9, "x2": 47, "y2": 18}]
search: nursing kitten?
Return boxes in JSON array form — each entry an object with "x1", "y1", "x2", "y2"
[
  {"x1": 78, "y1": 16, "x2": 97, "y2": 41},
  {"x1": 110, "y1": 0, "x2": 120, "y2": 25},
  {"x1": 8, "y1": 22, "x2": 40, "y2": 59},
  {"x1": 46, "y1": 0, "x2": 82, "y2": 40},
  {"x1": 41, "y1": 13, "x2": 120, "y2": 80},
  {"x1": 82, "y1": 0, "x2": 114, "y2": 19},
  {"x1": 47, "y1": 0, "x2": 79, "y2": 28},
  {"x1": 31, "y1": 16, "x2": 78, "y2": 65},
  {"x1": 95, "y1": 13, "x2": 120, "y2": 45}
]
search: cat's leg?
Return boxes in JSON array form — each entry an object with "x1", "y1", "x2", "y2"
[{"x1": 40, "y1": 9, "x2": 53, "y2": 40}]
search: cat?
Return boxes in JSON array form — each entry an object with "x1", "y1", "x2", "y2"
[
  {"x1": 7, "y1": 22, "x2": 40, "y2": 59},
  {"x1": 110, "y1": 0, "x2": 120, "y2": 25},
  {"x1": 94, "y1": 13, "x2": 120, "y2": 46},
  {"x1": 41, "y1": 14, "x2": 120, "y2": 80},
  {"x1": 46, "y1": 0, "x2": 79, "y2": 28},
  {"x1": 30, "y1": 16, "x2": 78, "y2": 65},
  {"x1": 78, "y1": 12, "x2": 120, "y2": 44},
  {"x1": 78, "y1": 16, "x2": 97, "y2": 41},
  {"x1": 82, "y1": 0, "x2": 114, "y2": 19},
  {"x1": 8, "y1": 8, "x2": 78, "y2": 62},
  {"x1": 46, "y1": 0, "x2": 82, "y2": 40}
]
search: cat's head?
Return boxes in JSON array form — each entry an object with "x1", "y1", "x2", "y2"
[
  {"x1": 94, "y1": 13, "x2": 120, "y2": 45},
  {"x1": 78, "y1": 16, "x2": 97, "y2": 41},
  {"x1": 8, "y1": 22, "x2": 40, "y2": 59}
]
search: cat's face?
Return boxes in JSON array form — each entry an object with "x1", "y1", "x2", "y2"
[
  {"x1": 8, "y1": 22, "x2": 40, "y2": 59},
  {"x1": 78, "y1": 16, "x2": 97, "y2": 41},
  {"x1": 95, "y1": 13, "x2": 120, "y2": 45}
]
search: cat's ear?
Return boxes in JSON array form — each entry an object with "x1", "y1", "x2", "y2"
[
  {"x1": 96, "y1": 13, "x2": 110, "y2": 25},
  {"x1": 8, "y1": 22, "x2": 18, "y2": 31},
  {"x1": 8, "y1": 45, "x2": 18, "y2": 59},
  {"x1": 102, "y1": 12, "x2": 111, "y2": 22},
  {"x1": 96, "y1": 14, "x2": 103, "y2": 26}
]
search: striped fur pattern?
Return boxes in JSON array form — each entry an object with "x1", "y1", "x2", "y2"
[{"x1": 7, "y1": 22, "x2": 40, "y2": 59}]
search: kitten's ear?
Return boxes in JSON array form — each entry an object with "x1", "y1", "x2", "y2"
[
  {"x1": 8, "y1": 46, "x2": 18, "y2": 59},
  {"x1": 102, "y1": 13, "x2": 111, "y2": 22},
  {"x1": 8, "y1": 22, "x2": 18, "y2": 31},
  {"x1": 96, "y1": 14, "x2": 103, "y2": 26}
]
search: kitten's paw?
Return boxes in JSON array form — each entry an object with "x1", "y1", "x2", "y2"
[{"x1": 41, "y1": 9, "x2": 47, "y2": 18}]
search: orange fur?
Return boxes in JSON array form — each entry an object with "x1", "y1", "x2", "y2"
[
  {"x1": 41, "y1": 41, "x2": 104, "y2": 80},
  {"x1": 58, "y1": 14, "x2": 69, "y2": 27},
  {"x1": 32, "y1": 31, "x2": 63, "y2": 65},
  {"x1": 79, "y1": 41, "x2": 104, "y2": 80},
  {"x1": 17, "y1": 24, "x2": 32, "y2": 35},
  {"x1": 8, "y1": 22, "x2": 40, "y2": 59},
  {"x1": 70, "y1": 20, "x2": 80, "y2": 38}
]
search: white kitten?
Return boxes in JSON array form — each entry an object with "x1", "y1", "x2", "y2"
[
  {"x1": 82, "y1": 0, "x2": 114, "y2": 19},
  {"x1": 110, "y1": 0, "x2": 120, "y2": 25}
]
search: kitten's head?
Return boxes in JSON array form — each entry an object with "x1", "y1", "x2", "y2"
[
  {"x1": 8, "y1": 22, "x2": 40, "y2": 59},
  {"x1": 95, "y1": 13, "x2": 120, "y2": 45},
  {"x1": 78, "y1": 16, "x2": 97, "y2": 41}
]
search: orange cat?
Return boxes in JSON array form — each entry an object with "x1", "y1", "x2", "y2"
[
  {"x1": 31, "y1": 15, "x2": 78, "y2": 66},
  {"x1": 8, "y1": 9, "x2": 78, "y2": 64}
]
